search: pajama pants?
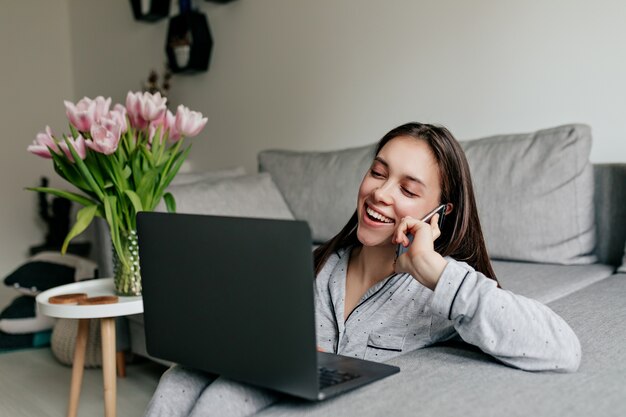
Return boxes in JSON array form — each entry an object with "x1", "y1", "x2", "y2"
[{"x1": 144, "y1": 364, "x2": 282, "y2": 417}]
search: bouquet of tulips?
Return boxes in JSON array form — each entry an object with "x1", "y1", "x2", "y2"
[{"x1": 27, "y1": 91, "x2": 207, "y2": 294}]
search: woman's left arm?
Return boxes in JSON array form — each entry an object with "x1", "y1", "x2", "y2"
[
  {"x1": 393, "y1": 214, "x2": 581, "y2": 372},
  {"x1": 430, "y1": 260, "x2": 582, "y2": 372}
]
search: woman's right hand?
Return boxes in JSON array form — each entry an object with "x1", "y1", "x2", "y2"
[{"x1": 393, "y1": 214, "x2": 448, "y2": 290}]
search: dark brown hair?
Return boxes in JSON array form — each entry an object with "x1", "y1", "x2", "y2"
[{"x1": 313, "y1": 122, "x2": 497, "y2": 283}]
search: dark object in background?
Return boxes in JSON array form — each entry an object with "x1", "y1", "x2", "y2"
[
  {"x1": 4, "y1": 262, "x2": 76, "y2": 295},
  {"x1": 143, "y1": 65, "x2": 172, "y2": 96},
  {"x1": 129, "y1": 0, "x2": 171, "y2": 22},
  {"x1": 166, "y1": 10, "x2": 213, "y2": 73},
  {"x1": 29, "y1": 177, "x2": 91, "y2": 257}
]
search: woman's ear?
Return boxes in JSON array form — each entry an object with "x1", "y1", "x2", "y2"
[{"x1": 444, "y1": 203, "x2": 454, "y2": 215}]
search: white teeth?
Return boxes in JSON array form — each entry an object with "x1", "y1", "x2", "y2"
[{"x1": 366, "y1": 206, "x2": 393, "y2": 223}]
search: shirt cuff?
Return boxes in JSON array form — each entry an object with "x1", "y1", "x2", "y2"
[{"x1": 430, "y1": 260, "x2": 469, "y2": 320}]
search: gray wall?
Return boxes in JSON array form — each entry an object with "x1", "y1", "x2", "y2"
[
  {"x1": 0, "y1": 1, "x2": 74, "y2": 278},
  {"x1": 70, "y1": 0, "x2": 626, "y2": 174},
  {"x1": 2, "y1": 0, "x2": 626, "y2": 277}
]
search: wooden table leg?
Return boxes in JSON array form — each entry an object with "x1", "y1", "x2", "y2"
[
  {"x1": 101, "y1": 317, "x2": 117, "y2": 417},
  {"x1": 67, "y1": 319, "x2": 89, "y2": 417}
]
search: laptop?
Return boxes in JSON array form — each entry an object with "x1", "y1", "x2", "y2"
[{"x1": 137, "y1": 212, "x2": 400, "y2": 401}]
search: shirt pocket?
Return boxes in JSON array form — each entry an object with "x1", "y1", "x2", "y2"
[{"x1": 364, "y1": 332, "x2": 406, "y2": 361}]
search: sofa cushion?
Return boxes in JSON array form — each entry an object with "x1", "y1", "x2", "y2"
[
  {"x1": 619, "y1": 246, "x2": 626, "y2": 273},
  {"x1": 0, "y1": 296, "x2": 55, "y2": 334},
  {"x1": 158, "y1": 173, "x2": 295, "y2": 220},
  {"x1": 3, "y1": 252, "x2": 98, "y2": 296},
  {"x1": 258, "y1": 145, "x2": 375, "y2": 242},
  {"x1": 460, "y1": 124, "x2": 596, "y2": 264},
  {"x1": 168, "y1": 166, "x2": 246, "y2": 186},
  {"x1": 491, "y1": 260, "x2": 614, "y2": 304}
]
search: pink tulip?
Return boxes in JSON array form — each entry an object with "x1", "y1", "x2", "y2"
[
  {"x1": 166, "y1": 110, "x2": 181, "y2": 141},
  {"x1": 87, "y1": 120, "x2": 122, "y2": 155},
  {"x1": 111, "y1": 104, "x2": 128, "y2": 133},
  {"x1": 64, "y1": 98, "x2": 96, "y2": 132},
  {"x1": 93, "y1": 96, "x2": 112, "y2": 121},
  {"x1": 27, "y1": 126, "x2": 60, "y2": 159},
  {"x1": 58, "y1": 134, "x2": 87, "y2": 162},
  {"x1": 125, "y1": 91, "x2": 147, "y2": 129},
  {"x1": 175, "y1": 105, "x2": 207, "y2": 138},
  {"x1": 151, "y1": 109, "x2": 179, "y2": 142},
  {"x1": 64, "y1": 96, "x2": 112, "y2": 133},
  {"x1": 139, "y1": 92, "x2": 167, "y2": 122},
  {"x1": 148, "y1": 124, "x2": 163, "y2": 145}
]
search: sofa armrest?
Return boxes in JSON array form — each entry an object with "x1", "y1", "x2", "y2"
[{"x1": 593, "y1": 163, "x2": 626, "y2": 266}]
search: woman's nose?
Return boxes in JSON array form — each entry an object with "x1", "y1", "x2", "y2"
[{"x1": 373, "y1": 183, "x2": 393, "y2": 205}]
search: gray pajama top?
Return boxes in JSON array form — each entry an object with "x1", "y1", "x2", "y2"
[{"x1": 314, "y1": 247, "x2": 581, "y2": 372}]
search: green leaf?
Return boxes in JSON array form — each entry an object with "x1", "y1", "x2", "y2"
[
  {"x1": 68, "y1": 123, "x2": 80, "y2": 139},
  {"x1": 122, "y1": 165, "x2": 132, "y2": 180},
  {"x1": 160, "y1": 146, "x2": 191, "y2": 190},
  {"x1": 163, "y1": 192, "x2": 176, "y2": 213},
  {"x1": 61, "y1": 205, "x2": 98, "y2": 254},
  {"x1": 103, "y1": 195, "x2": 128, "y2": 269},
  {"x1": 49, "y1": 148, "x2": 90, "y2": 190},
  {"x1": 124, "y1": 190, "x2": 143, "y2": 213},
  {"x1": 137, "y1": 169, "x2": 158, "y2": 210},
  {"x1": 62, "y1": 136, "x2": 105, "y2": 201},
  {"x1": 27, "y1": 187, "x2": 97, "y2": 208}
]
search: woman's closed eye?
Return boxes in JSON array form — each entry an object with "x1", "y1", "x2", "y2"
[
  {"x1": 401, "y1": 187, "x2": 417, "y2": 198},
  {"x1": 370, "y1": 169, "x2": 385, "y2": 178}
]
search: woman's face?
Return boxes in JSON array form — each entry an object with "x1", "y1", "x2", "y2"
[{"x1": 356, "y1": 135, "x2": 443, "y2": 247}]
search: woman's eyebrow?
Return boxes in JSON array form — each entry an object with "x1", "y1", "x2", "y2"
[{"x1": 374, "y1": 156, "x2": 427, "y2": 188}]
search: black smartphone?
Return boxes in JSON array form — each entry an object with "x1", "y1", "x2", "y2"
[{"x1": 395, "y1": 204, "x2": 446, "y2": 259}]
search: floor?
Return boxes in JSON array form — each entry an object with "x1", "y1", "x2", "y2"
[
  {"x1": 0, "y1": 284, "x2": 165, "y2": 417},
  {"x1": 0, "y1": 348, "x2": 165, "y2": 416}
]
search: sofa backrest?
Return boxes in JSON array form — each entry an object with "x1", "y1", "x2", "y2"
[
  {"x1": 259, "y1": 125, "x2": 626, "y2": 267},
  {"x1": 593, "y1": 164, "x2": 626, "y2": 266}
]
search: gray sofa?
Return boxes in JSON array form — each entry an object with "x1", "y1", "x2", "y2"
[{"x1": 96, "y1": 124, "x2": 626, "y2": 416}]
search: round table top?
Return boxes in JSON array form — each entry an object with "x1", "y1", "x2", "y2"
[{"x1": 36, "y1": 278, "x2": 143, "y2": 319}]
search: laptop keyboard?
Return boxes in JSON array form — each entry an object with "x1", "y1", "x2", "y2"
[{"x1": 318, "y1": 367, "x2": 360, "y2": 389}]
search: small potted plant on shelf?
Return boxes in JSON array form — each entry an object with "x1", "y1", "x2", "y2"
[{"x1": 169, "y1": 32, "x2": 193, "y2": 69}]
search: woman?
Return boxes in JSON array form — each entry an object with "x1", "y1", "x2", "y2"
[{"x1": 146, "y1": 122, "x2": 581, "y2": 417}]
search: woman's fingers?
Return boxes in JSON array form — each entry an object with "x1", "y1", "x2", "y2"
[
  {"x1": 395, "y1": 214, "x2": 439, "y2": 244},
  {"x1": 394, "y1": 216, "x2": 417, "y2": 246},
  {"x1": 430, "y1": 213, "x2": 442, "y2": 240}
]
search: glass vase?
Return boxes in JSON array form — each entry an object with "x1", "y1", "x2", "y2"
[{"x1": 112, "y1": 229, "x2": 142, "y2": 296}]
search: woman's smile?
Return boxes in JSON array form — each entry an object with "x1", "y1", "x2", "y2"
[{"x1": 363, "y1": 202, "x2": 395, "y2": 225}]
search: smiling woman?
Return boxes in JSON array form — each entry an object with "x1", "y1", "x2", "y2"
[
  {"x1": 144, "y1": 122, "x2": 582, "y2": 417},
  {"x1": 314, "y1": 123, "x2": 495, "y2": 282}
]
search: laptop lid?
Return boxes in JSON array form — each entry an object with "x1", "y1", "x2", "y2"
[{"x1": 137, "y1": 212, "x2": 320, "y2": 399}]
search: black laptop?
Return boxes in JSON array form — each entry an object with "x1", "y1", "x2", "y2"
[{"x1": 137, "y1": 212, "x2": 399, "y2": 401}]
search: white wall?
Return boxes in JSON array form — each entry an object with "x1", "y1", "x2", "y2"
[
  {"x1": 66, "y1": 0, "x2": 626, "y2": 175},
  {"x1": 0, "y1": 1, "x2": 74, "y2": 278},
  {"x1": 3, "y1": 0, "x2": 625, "y2": 276}
]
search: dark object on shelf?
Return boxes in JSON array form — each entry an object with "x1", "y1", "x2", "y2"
[
  {"x1": 29, "y1": 177, "x2": 91, "y2": 257},
  {"x1": 129, "y1": 0, "x2": 172, "y2": 22},
  {"x1": 166, "y1": 10, "x2": 213, "y2": 73}
]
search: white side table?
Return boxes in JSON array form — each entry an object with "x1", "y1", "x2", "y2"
[{"x1": 36, "y1": 278, "x2": 143, "y2": 417}]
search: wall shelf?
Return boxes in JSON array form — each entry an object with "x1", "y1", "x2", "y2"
[
  {"x1": 165, "y1": 10, "x2": 213, "y2": 73},
  {"x1": 129, "y1": 0, "x2": 171, "y2": 22}
]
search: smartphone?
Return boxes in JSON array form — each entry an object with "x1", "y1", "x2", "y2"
[{"x1": 395, "y1": 204, "x2": 446, "y2": 259}]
